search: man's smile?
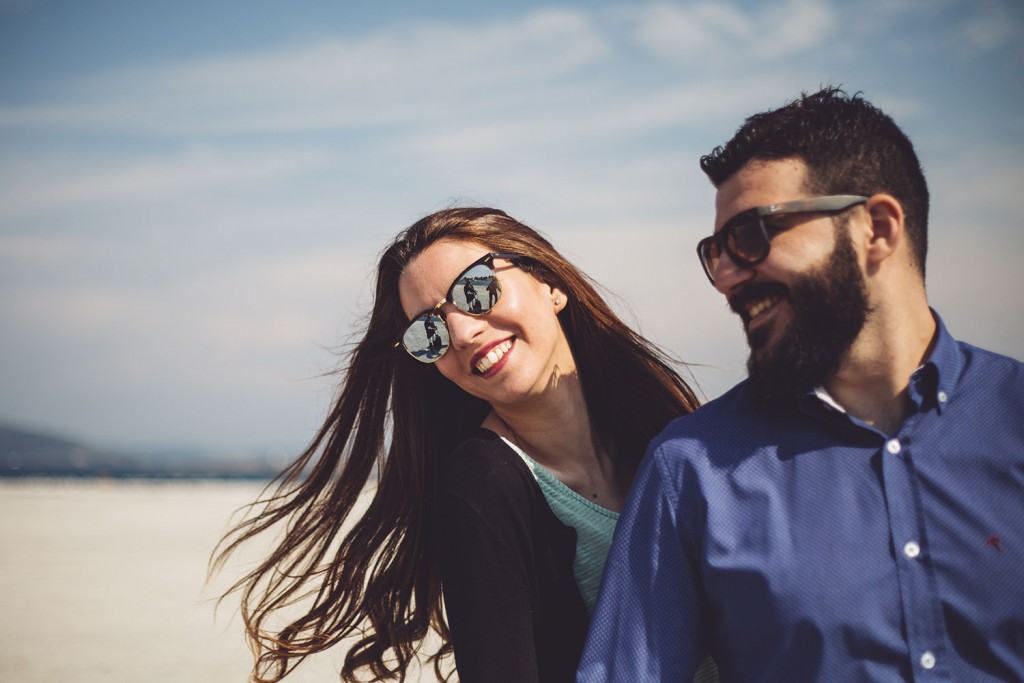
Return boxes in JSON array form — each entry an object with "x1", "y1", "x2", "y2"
[
  {"x1": 744, "y1": 296, "x2": 782, "y2": 325},
  {"x1": 729, "y1": 282, "x2": 788, "y2": 328}
]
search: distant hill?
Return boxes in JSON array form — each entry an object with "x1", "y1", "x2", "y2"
[{"x1": 0, "y1": 424, "x2": 283, "y2": 479}]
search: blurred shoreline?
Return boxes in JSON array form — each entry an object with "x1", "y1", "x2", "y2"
[{"x1": 1, "y1": 423, "x2": 285, "y2": 479}]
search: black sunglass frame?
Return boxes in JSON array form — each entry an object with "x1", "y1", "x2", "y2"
[
  {"x1": 394, "y1": 251, "x2": 522, "y2": 363},
  {"x1": 696, "y1": 194, "x2": 868, "y2": 285}
]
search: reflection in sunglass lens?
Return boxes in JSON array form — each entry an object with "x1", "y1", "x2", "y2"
[
  {"x1": 400, "y1": 259, "x2": 508, "y2": 362},
  {"x1": 402, "y1": 312, "x2": 451, "y2": 361},
  {"x1": 451, "y1": 263, "x2": 501, "y2": 315}
]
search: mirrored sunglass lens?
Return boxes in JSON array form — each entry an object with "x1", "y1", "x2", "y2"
[
  {"x1": 450, "y1": 263, "x2": 499, "y2": 314},
  {"x1": 727, "y1": 220, "x2": 769, "y2": 263},
  {"x1": 402, "y1": 313, "x2": 450, "y2": 362}
]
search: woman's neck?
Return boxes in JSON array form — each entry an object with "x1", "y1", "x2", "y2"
[
  {"x1": 482, "y1": 370, "x2": 591, "y2": 459},
  {"x1": 481, "y1": 373, "x2": 630, "y2": 510}
]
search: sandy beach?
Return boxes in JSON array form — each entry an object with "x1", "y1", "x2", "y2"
[{"x1": 0, "y1": 479, "x2": 444, "y2": 682}]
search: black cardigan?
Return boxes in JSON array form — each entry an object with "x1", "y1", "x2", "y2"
[{"x1": 438, "y1": 429, "x2": 589, "y2": 683}]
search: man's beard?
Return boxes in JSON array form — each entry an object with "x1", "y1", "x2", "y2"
[{"x1": 738, "y1": 230, "x2": 871, "y2": 402}]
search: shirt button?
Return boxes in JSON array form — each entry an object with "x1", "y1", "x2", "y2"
[
  {"x1": 920, "y1": 651, "x2": 936, "y2": 669},
  {"x1": 904, "y1": 541, "x2": 921, "y2": 559},
  {"x1": 886, "y1": 439, "x2": 901, "y2": 455},
  {"x1": 937, "y1": 391, "x2": 948, "y2": 403}
]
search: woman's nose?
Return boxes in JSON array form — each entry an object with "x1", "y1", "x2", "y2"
[{"x1": 444, "y1": 307, "x2": 487, "y2": 348}]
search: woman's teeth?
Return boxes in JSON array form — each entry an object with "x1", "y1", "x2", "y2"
[{"x1": 475, "y1": 340, "x2": 513, "y2": 374}]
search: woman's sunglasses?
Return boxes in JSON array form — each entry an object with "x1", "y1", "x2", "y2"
[
  {"x1": 395, "y1": 252, "x2": 522, "y2": 363},
  {"x1": 696, "y1": 194, "x2": 868, "y2": 285}
]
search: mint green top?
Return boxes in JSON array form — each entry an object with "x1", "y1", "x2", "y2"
[{"x1": 502, "y1": 438, "x2": 619, "y2": 614}]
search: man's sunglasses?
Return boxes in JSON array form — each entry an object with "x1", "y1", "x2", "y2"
[
  {"x1": 696, "y1": 195, "x2": 868, "y2": 285},
  {"x1": 395, "y1": 252, "x2": 522, "y2": 363}
]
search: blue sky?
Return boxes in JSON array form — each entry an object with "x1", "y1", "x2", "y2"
[{"x1": 1, "y1": 0, "x2": 1022, "y2": 453}]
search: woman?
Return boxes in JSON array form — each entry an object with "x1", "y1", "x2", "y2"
[{"x1": 213, "y1": 207, "x2": 701, "y2": 682}]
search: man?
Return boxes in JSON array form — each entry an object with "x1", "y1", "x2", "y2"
[{"x1": 578, "y1": 87, "x2": 1024, "y2": 681}]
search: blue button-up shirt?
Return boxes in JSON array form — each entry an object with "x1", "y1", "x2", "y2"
[{"x1": 579, "y1": 314, "x2": 1024, "y2": 681}]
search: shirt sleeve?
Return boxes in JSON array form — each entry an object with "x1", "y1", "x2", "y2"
[
  {"x1": 577, "y1": 439, "x2": 708, "y2": 681},
  {"x1": 438, "y1": 444, "x2": 543, "y2": 683}
]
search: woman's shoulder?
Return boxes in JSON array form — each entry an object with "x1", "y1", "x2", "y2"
[{"x1": 441, "y1": 429, "x2": 538, "y2": 505}]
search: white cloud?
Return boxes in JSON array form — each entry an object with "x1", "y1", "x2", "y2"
[
  {"x1": 0, "y1": 147, "x2": 334, "y2": 217},
  {"x1": 960, "y1": 0, "x2": 1022, "y2": 51},
  {"x1": 2, "y1": 247, "x2": 367, "y2": 348},
  {"x1": 622, "y1": 2, "x2": 753, "y2": 59},
  {"x1": 0, "y1": 8, "x2": 609, "y2": 135},
  {"x1": 393, "y1": 74, "x2": 804, "y2": 197},
  {"x1": 620, "y1": 0, "x2": 835, "y2": 63},
  {"x1": 756, "y1": 0, "x2": 835, "y2": 59}
]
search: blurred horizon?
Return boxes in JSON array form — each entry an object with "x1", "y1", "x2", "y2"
[{"x1": 2, "y1": 0, "x2": 1022, "y2": 454}]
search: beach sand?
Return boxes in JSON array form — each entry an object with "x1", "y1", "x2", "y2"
[{"x1": 0, "y1": 479, "x2": 447, "y2": 682}]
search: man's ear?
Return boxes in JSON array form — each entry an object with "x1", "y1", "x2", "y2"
[{"x1": 862, "y1": 193, "x2": 905, "y2": 275}]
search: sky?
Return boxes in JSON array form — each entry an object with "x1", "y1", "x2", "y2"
[{"x1": 1, "y1": 0, "x2": 1022, "y2": 455}]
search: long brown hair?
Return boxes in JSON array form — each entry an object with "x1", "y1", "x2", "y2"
[{"x1": 211, "y1": 208, "x2": 700, "y2": 682}]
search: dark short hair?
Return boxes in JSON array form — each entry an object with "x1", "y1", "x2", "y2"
[{"x1": 700, "y1": 86, "x2": 930, "y2": 276}]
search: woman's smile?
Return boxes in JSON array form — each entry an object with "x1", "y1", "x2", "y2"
[{"x1": 473, "y1": 337, "x2": 515, "y2": 376}]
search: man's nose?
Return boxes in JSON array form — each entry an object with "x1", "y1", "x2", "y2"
[{"x1": 712, "y1": 249, "x2": 754, "y2": 295}]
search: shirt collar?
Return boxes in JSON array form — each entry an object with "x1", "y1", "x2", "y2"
[
  {"x1": 811, "y1": 385, "x2": 845, "y2": 413},
  {"x1": 800, "y1": 309, "x2": 961, "y2": 418},
  {"x1": 915, "y1": 309, "x2": 961, "y2": 415}
]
